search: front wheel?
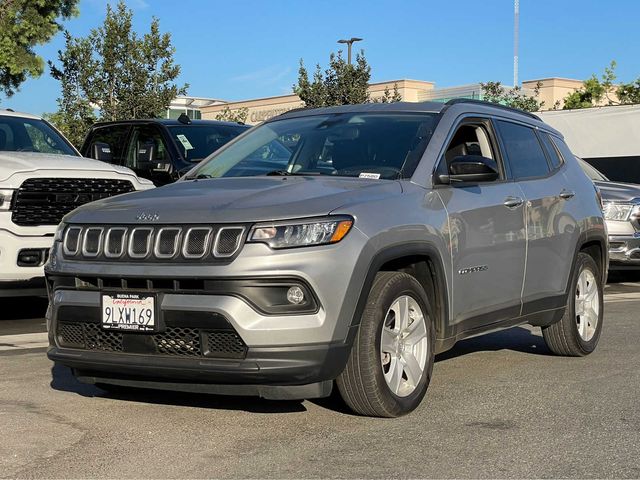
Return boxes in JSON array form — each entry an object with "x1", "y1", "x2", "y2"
[
  {"x1": 337, "y1": 272, "x2": 435, "y2": 417},
  {"x1": 542, "y1": 252, "x2": 604, "y2": 356}
]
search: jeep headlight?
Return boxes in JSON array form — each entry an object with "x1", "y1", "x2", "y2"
[
  {"x1": 249, "y1": 216, "x2": 353, "y2": 249},
  {"x1": 0, "y1": 189, "x2": 14, "y2": 210},
  {"x1": 603, "y1": 203, "x2": 637, "y2": 221}
]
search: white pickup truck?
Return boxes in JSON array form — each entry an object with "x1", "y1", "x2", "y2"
[{"x1": 0, "y1": 109, "x2": 154, "y2": 296}]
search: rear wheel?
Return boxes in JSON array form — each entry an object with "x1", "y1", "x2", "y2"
[
  {"x1": 337, "y1": 272, "x2": 435, "y2": 417},
  {"x1": 542, "y1": 252, "x2": 603, "y2": 356}
]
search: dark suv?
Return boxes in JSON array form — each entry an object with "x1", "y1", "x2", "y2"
[{"x1": 81, "y1": 117, "x2": 249, "y2": 186}]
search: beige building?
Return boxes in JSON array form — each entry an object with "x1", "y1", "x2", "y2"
[{"x1": 199, "y1": 77, "x2": 590, "y2": 125}]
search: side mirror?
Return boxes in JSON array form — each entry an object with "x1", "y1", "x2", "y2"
[{"x1": 440, "y1": 155, "x2": 500, "y2": 184}]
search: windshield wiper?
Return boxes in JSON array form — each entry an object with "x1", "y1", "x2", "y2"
[
  {"x1": 265, "y1": 170, "x2": 323, "y2": 176},
  {"x1": 185, "y1": 173, "x2": 213, "y2": 180}
]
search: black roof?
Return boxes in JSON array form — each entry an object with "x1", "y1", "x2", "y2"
[{"x1": 91, "y1": 118, "x2": 250, "y2": 128}]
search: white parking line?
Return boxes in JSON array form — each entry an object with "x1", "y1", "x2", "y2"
[{"x1": 0, "y1": 332, "x2": 49, "y2": 351}]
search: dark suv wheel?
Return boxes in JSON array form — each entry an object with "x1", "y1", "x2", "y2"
[{"x1": 337, "y1": 272, "x2": 435, "y2": 417}]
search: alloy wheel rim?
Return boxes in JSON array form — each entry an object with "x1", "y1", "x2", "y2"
[
  {"x1": 380, "y1": 295, "x2": 429, "y2": 397},
  {"x1": 575, "y1": 268, "x2": 599, "y2": 342}
]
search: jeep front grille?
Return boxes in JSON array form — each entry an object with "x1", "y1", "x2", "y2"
[
  {"x1": 11, "y1": 178, "x2": 135, "y2": 226},
  {"x1": 62, "y1": 225, "x2": 246, "y2": 262}
]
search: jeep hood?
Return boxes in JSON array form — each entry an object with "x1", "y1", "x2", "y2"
[
  {"x1": 594, "y1": 180, "x2": 640, "y2": 203},
  {"x1": 0, "y1": 151, "x2": 137, "y2": 183},
  {"x1": 66, "y1": 176, "x2": 403, "y2": 224}
]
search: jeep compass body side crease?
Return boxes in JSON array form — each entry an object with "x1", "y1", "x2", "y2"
[{"x1": 46, "y1": 100, "x2": 607, "y2": 417}]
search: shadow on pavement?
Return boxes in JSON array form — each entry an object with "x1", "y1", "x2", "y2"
[
  {"x1": 606, "y1": 270, "x2": 640, "y2": 288},
  {"x1": 435, "y1": 326, "x2": 550, "y2": 362},
  {"x1": 0, "y1": 296, "x2": 48, "y2": 321},
  {"x1": 50, "y1": 362, "x2": 307, "y2": 414}
]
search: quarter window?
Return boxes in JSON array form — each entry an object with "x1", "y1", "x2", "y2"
[
  {"x1": 539, "y1": 132, "x2": 563, "y2": 169},
  {"x1": 496, "y1": 120, "x2": 550, "y2": 179}
]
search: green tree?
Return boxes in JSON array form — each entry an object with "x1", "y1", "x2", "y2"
[
  {"x1": 372, "y1": 83, "x2": 402, "y2": 103},
  {"x1": 47, "y1": 32, "x2": 96, "y2": 148},
  {"x1": 215, "y1": 106, "x2": 248, "y2": 123},
  {"x1": 49, "y1": 0, "x2": 187, "y2": 128},
  {"x1": 480, "y1": 81, "x2": 544, "y2": 112},
  {"x1": 563, "y1": 61, "x2": 617, "y2": 109},
  {"x1": 617, "y1": 79, "x2": 640, "y2": 105},
  {"x1": 0, "y1": 0, "x2": 79, "y2": 98},
  {"x1": 294, "y1": 50, "x2": 371, "y2": 108}
]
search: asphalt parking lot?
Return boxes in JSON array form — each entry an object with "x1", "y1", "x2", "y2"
[{"x1": 1, "y1": 279, "x2": 639, "y2": 479}]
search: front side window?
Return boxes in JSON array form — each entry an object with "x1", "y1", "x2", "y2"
[
  {"x1": 188, "y1": 113, "x2": 438, "y2": 180},
  {"x1": 435, "y1": 120, "x2": 501, "y2": 182},
  {"x1": 496, "y1": 120, "x2": 550, "y2": 179},
  {"x1": 86, "y1": 125, "x2": 130, "y2": 164},
  {"x1": 167, "y1": 125, "x2": 248, "y2": 162},
  {"x1": 125, "y1": 126, "x2": 169, "y2": 170},
  {"x1": 0, "y1": 116, "x2": 77, "y2": 156}
]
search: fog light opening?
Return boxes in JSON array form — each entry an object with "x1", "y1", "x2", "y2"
[{"x1": 286, "y1": 286, "x2": 305, "y2": 305}]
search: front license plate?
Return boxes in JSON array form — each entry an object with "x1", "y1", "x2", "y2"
[{"x1": 101, "y1": 293, "x2": 156, "y2": 332}]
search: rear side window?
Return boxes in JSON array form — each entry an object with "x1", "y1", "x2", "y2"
[
  {"x1": 86, "y1": 126, "x2": 130, "y2": 164},
  {"x1": 539, "y1": 132, "x2": 563, "y2": 169},
  {"x1": 496, "y1": 120, "x2": 550, "y2": 179}
]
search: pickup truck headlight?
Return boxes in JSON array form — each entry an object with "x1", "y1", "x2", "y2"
[
  {"x1": 603, "y1": 203, "x2": 638, "y2": 221},
  {"x1": 0, "y1": 189, "x2": 15, "y2": 210},
  {"x1": 248, "y1": 216, "x2": 353, "y2": 249}
]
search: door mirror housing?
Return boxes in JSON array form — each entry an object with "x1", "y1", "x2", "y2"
[{"x1": 440, "y1": 155, "x2": 500, "y2": 184}]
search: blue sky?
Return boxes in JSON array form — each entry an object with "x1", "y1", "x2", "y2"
[{"x1": 4, "y1": 0, "x2": 640, "y2": 115}]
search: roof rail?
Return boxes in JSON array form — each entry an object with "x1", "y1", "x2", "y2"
[{"x1": 444, "y1": 98, "x2": 541, "y2": 121}]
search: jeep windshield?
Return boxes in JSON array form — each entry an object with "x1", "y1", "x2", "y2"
[
  {"x1": 167, "y1": 124, "x2": 248, "y2": 162},
  {"x1": 0, "y1": 115, "x2": 78, "y2": 156},
  {"x1": 187, "y1": 112, "x2": 438, "y2": 180}
]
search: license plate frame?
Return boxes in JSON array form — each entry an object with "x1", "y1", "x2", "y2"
[{"x1": 101, "y1": 292, "x2": 157, "y2": 332}]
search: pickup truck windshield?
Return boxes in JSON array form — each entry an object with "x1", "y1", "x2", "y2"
[
  {"x1": 188, "y1": 112, "x2": 438, "y2": 180},
  {"x1": 0, "y1": 116, "x2": 77, "y2": 156},
  {"x1": 167, "y1": 124, "x2": 248, "y2": 162}
]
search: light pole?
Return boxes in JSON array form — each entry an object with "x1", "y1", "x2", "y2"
[{"x1": 337, "y1": 37, "x2": 363, "y2": 64}]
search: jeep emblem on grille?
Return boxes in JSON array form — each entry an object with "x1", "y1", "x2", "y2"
[{"x1": 136, "y1": 212, "x2": 160, "y2": 222}]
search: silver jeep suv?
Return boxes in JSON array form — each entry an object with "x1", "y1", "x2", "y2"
[{"x1": 46, "y1": 100, "x2": 607, "y2": 417}]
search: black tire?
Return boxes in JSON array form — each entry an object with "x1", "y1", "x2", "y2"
[
  {"x1": 336, "y1": 272, "x2": 435, "y2": 417},
  {"x1": 542, "y1": 252, "x2": 604, "y2": 356}
]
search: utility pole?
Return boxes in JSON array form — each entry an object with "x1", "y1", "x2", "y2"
[
  {"x1": 514, "y1": 0, "x2": 519, "y2": 86},
  {"x1": 337, "y1": 37, "x2": 363, "y2": 64}
]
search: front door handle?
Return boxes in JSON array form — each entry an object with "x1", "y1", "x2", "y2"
[
  {"x1": 559, "y1": 189, "x2": 576, "y2": 200},
  {"x1": 504, "y1": 196, "x2": 524, "y2": 209}
]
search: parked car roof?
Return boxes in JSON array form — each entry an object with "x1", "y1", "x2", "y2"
[
  {"x1": 0, "y1": 109, "x2": 42, "y2": 120},
  {"x1": 90, "y1": 118, "x2": 249, "y2": 128}
]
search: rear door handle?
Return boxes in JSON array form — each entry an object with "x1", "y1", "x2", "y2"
[
  {"x1": 559, "y1": 189, "x2": 576, "y2": 200},
  {"x1": 503, "y1": 196, "x2": 524, "y2": 209}
]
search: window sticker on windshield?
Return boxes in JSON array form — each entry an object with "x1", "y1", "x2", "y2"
[
  {"x1": 359, "y1": 172, "x2": 381, "y2": 179},
  {"x1": 176, "y1": 134, "x2": 194, "y2": 150}
]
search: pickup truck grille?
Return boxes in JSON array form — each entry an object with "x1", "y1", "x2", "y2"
[{"x1": 11, "y1": 178, "x2": 135, "y2": 226}]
